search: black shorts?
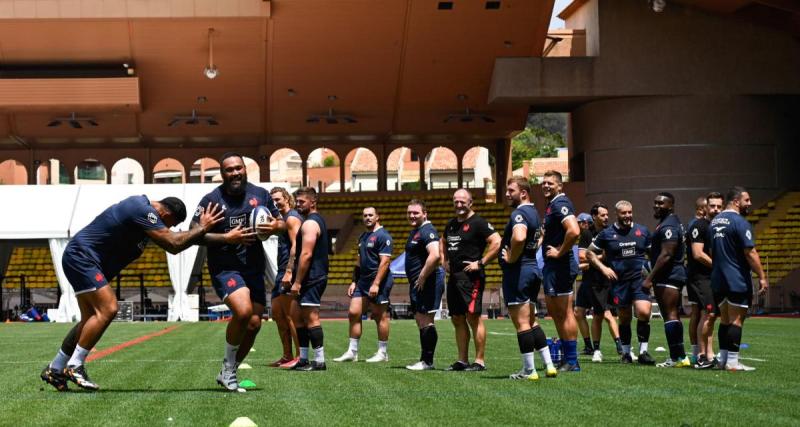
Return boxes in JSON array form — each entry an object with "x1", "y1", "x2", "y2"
[
  {"x1": 687, "y1": 275, "x2": 714, "y2": 312},
  {"x1": 575, "y1": 280, "x2": 592, "y2": 309},
  {"x1": 447, "y1": 270, "x2": 485, "y2": 316}
]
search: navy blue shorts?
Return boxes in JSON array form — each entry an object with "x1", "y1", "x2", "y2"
[
  {"x1": 712, "y1": 276, "x2": 753, "y2": 314},
  {"x1": 542, "y1": 261, "x2": 577, "y2": 297},
  {"x1": 62, "y1": 248, "x2": 109, "y2": 295},
  {"x1": 611, "y1": 276, "x2": 650, "y2": 307},
  {"x1": 409, "y1": 268, "x2": 445, "y2": 314},
  {"x1": 299, "y1": 278, "x2": 327, "y2": 307},
  {"x1": 352, "y1": 275, "x2": 394, "y2": 304},
  {"x1": 211, "y1": 270, "x2": 267, "y2": 306},
  {"x1": 502, "y1": 262, "x2": 541, "y2": 307},
  {"x1": 271, "y1": 270, "x2": 292, "y2": 300}
]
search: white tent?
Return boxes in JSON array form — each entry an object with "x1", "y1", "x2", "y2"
[{"x1": 0, "y1": 183, "x2": 285, "y2": 322}]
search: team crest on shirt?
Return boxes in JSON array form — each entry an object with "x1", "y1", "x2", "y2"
[
  {"x1": 227, "y1": 278, "x2": 237, "y2": 288},
  {"x1": 665, "y1": 229, "x2": 673, "y2": 239},
  {"x1": 692, "y1": 228, "x2": 699, "y2": 239},
  {"x1": 561, "y1": 206, "x2": 568, "y2": 215},
  {"x1": 249, "y1": 197, "x2": 258, "y2": 207},
  {"x1": 635, "y1": 229, "x2": 642, "y2": 237},
  {"x1": 147, "y1": 212, "x2": 158, "y2": 224},
  {"x1": 413, "y1": 232, "x2": 420, "y2": 241},
  {"x1": 95, "y1": 272, "x2": 104, "y2": 282},
  {"x1": 429, "y1": 233, "x2": 435, "y2": 239},
  {"x1": 488, "y1": 223, "x2": 494, "y2": 230},
  {"x1": 746, "y1": 230, "x2": 752, "y2": 240},
  {"x1": 515, "y1": 215, "x2": 523, "y2": 223},
  {"x1": 546, "y1": 207, "x2": 551, "y2": 215},
  {"x1": 463, "y1": 224, "x2": 470, "y2": 232},
  {"x1": 194, "y1": 206, "x2": 203, "y2": 217}
]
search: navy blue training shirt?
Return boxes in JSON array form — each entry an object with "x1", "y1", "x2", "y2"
[
  {"x1": 277, "y1": 209, "x2": 303, "y2": 273},
  {"x1": 591, "y1": 222, "x2": 651, "y2": 281},
  {"x1": 357, "y1": 226, "x2": 393, "y2": 280},
  {"x1": 293, "y1": 212, "x2": 329, "y2": 284},
  {"x1": 650, "y1": 213, "x2": 687, "y2": 284},
  {"x1": 69, "y1": 195, "x2": 166, "y2": 279},
  {"x1": 405, "y1": 221, "x2": 439, "y2": 282},
  {"x1": 542, "y1": 193, "x2": 577, "y2": 265},
  {"x1": 710, "y1": 210, "x2": 756, "y2": 293},
  {"x1": 193, "y1": 182, "x2": 279, "y2": 274},
  {"x1": 500, "y1": 203, "x2": 541, "y2": 267}
]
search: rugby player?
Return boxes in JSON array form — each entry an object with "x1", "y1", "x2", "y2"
[
  {"x1": 687, "y1": 192, "x2": 723, "y2": 369},
  {"x1": 192, "y1": 152, "x2": 285, "y2": 391},
  {"x1": 403, "y1": 200, "x2": 445, "y2": 371},
  {"x1": 268, "y1": 187, "x2": 303, "y2": 368},
  {"x1": 643, "y1": 192, "x2": 690, "y2": 368},
  {"x1": 442, "y1": 189, "x2": 501, "y2": 372},
  {"x1": 711, "y1": 187, "x2": 768, "y2": 371},
  {"x1": 577, "y1": 204, "x2": 622, "y2": 363},
  {"x1": 41, "y1": 196, "x2": 223, "y2": 391},
  {"x1": 575, "y1": 212, "x2": 596, "y2": 356},
  {"x1": 501, "y1": 177, "x2": 557, "y2": 380},
  {"x1": 686, "y1": 196, "x2": 708, "y2": 364},
  {"x1": 588, "y1": 201, "x2": 655, "y2": 365},
  {"x1": 290, "y1": 187, "x2": 330, "y2": 371},
  {"x1": 540, "y1": 170, "x2": 581, "y2": 371},
  {"x1": 334, "y1": 207, "x2": 394, "y2": 363}
]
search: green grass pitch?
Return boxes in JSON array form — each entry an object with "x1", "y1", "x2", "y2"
[{"x1": 1, "y1": 318, "x2": 799, "y2": 426}]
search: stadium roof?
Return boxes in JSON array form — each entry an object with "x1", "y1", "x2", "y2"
[{"x1": 0, "y1": 0, "x2": 554, "y2": 149}]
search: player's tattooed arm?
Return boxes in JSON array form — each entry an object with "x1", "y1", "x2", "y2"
[{"x1": 148, "y1": 202, "x2": 224, "y2": 254}]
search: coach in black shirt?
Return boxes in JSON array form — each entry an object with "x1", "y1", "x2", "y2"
[{"x1": 441, "y1": 189, "x2": 500, "y2": 372}]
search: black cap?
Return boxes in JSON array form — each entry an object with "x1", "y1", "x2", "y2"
[{"x1": 159, "y1": 197, "x2": 187, "y2": 223}]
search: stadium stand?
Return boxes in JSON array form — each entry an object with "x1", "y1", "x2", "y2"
[{"x1": 750, "y1": 192, "x2": 800, "y2": 283}]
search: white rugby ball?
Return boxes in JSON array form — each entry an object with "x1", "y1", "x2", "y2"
[{"x1": 249, "y1": 206, "x2": 273, "y2": 241}]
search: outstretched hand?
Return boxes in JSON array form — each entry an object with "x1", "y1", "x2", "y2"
[
  {"x1": 224, "y1": 225, "x2": 258, "y2": 246},
  {"x1": 198, "y1": 202, "x2": 224, "y2": 232}
]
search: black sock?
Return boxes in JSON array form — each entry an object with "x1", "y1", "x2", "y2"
[
  {"x1": 718, "y1": 323, "x2": 730, "y2": 352},
  {"x1": 614, "y1": 337, "x2": 622, "y2": 351},
  {"x1": 420, "y1": 325, "x2": 438, "y2": 365},
  {"x1": 517, "y1": 329, "x2": 536, "y2": 354},
  {"x1": 583, "y1": 337, "x2": 593, "y2": 350},
  {"x1": 593, "y1": 340, "x2": 600, "y2": 351},
  {"x1": 620, "y1": 324, "x2": 632, "y2": 346},
  {"x1": 727, "y1": 324, "x2": 742, "y2": 353},
  {"x1": 664, "y1": 320, "x2": 686, "y2": 359},
  {"x1": 309, "y1": 326, "x2": 324, "y2": 350},
  {"x1": 60, "y1": 324, "x2": 81, "y2": 355},
  {"x1": 637, "y1": 320, "x2": 651, "y2": 345},
  {"x1": 297, "y1": 327, "x2": 310, "y2": 349},
  {"x1": 531, "y1": 325, "x2": 548, "y2": 351}
]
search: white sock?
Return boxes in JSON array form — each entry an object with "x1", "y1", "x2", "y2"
[
  {"x1": 691, "y1": 345, "x2": 699, "y2": 357},
  {"x1": 727, "y1": 351, "x2": 738, "y2": 367},
  {"x1": 299, "y1": 347, "x2": 309, "y2": 361},
  {"x1": 348, "y1": 338, "x2": 360, "y2": 353},
  {"x1": 50, "y1": 350, "x2": 70, "y2": 371},
  {"x1": 522, "y1": 352, "x2": 536, "y2": 371},
  {"x1": 378, "y1": 340, "x2": 388, "y2": 354},
  {"x1": 538, "y1": 347, "x2": 553, "y2": 368},
  {"x1": 67, "y1": 345, "x2": 90, "y2": 368},
  {"x1": 225, "y1": 342, "x2": 239, "y2": 368},
  {"x1": 639, "y1": 341, "x2": 649, "y2": 354},
  {"x1": 622, "y1": 345, "x2": 631, "y2": 355},
  {"x1": 314, "y1": 346, "x2": 325, "y2": 363}
]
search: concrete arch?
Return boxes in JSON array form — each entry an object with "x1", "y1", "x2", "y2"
[
  {"x1": 306, "y1": 147, "x2": 340, "y2": 193},
  {"x1": 74, "y1": 158, "x2": 108, "y2": 184},
  {"x1": 152, "y1": 157, "x2": 185, "y2": 184},
  {"x1": 0, "y1": 159, "x2": 27, "y2": 185},
  {"x1": 111, "y1": 158, "x2": 145, "y2": 184},
  {"x1": 345, "y1": 147, "x2": 378, "y2": 192}
]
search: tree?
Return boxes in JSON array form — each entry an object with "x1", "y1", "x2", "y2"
[
  {"x1": 323, "y1": 155, "x2": 337, "y2": 167},
  {"x1": 510, "y1": 123, "x2": 565, "y2": 170}
]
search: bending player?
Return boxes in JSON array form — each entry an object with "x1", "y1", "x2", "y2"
[{"x1": 41, "y1": 195, "x2": 223, "y2": 391}]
